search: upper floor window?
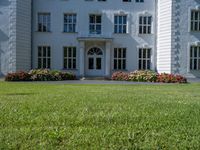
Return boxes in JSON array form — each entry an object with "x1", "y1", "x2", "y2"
[
  {"x1": 191, "y1": 10, "x2": 200, "y2": 31},
  {"x1": 114, "y1": 15, "x2": 127, "y2": 34},
  {"x1": 190, "y1": 46, "x2": 200, "y2": 70},
  {"x1": 138, "y1": 48, "x2": 151, "y2": 70},
  {"x1": 136, "y1": 0, "x2": 144, "y2": 2},
  {"x1": 38, "y1": 13, "x2": 51, "y2": 32},
  {"x1": 89, "y1": 15, "x2": 102, "y2": 34},
  {"x1": 64, "y1": 14, "x2": 77, "y2": 33},
  {"x1": 139, "y1": 16, "x2": 152, "y2": 34}
]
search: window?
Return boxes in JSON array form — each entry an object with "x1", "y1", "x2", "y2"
[
  {"x1": 136, "y1": 0, "x2": 144, "y2": 2},
  {"x1": 114, "y1": 15, "x2": 127, "y2": 34},
  {"x1": 38, "y1": 46, "x2": 51, "y2": 69},
  {"x1": 138, "y1": 48, "x2": 151, "y2": 70},
  {"x1": 64, "y1": 14, "x2": 77, "y2": 33},
  {"x1": 190, "y1": 46, "x2": 200, "y2": 70},
  {"x1": 123, "y1": 0, "x2": 131, "y2": 2},
  {"x1": 38, "y1": 13, "x2": 51, "y2": 32},
  {"x1": 63, "y1": 47, "x2": 76, "y2": 69},
  {"x1": 191, "y1": 10, "x2": 200, "y2": 31},
  {"x1": 139, "y1": 16, "x2": 152, "y2": 34},
  {"x1": 114, "y1": 48, "x2": 126, "y2": 70},
  {"x1": 89, "y1": 15, "x2": 102, "y2": 34}
]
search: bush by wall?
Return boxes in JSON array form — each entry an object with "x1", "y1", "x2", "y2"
[
  {"x1": 112, "y1": 70, "x2": 187, "y2": 83},
  {"x1": 5, "y1": 69, "x2": 76, "y2": 81},
  {"x1": 111, "y1": 71, "x2": 129, "y2": 81},
  {"x1": 5, "y1": 71, "x2": 32, "y2": 81},
  {"x1": 128, "y1": 70, "x2": 157, "y2": 82},
  {"x1": 156, "y1": 73, "x2": 187, "y2": 83}
]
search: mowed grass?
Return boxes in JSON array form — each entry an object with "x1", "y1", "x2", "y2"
[{"x1": 0, "y1": 82, "x2": 200, "y2": 149}]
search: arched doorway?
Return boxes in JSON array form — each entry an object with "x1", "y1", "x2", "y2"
[{"x1": 86, "y1": 47, "x2": 104, "y2": 76}]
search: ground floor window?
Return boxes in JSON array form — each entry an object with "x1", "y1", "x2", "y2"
[
  {"x1": 63, "y1": 47, "x2": 76, "y2": 69},
  {"x1": 190, "y1": 46, "x2": 200, "y2": 70},
  {"x1": 38, "y1": 46, "x2": 51, "y2": 69},
  {"x1": 114, "y1": 48, "x2": 126, "y2": 70},
  {"x1": 138, "y1": 48, "x2": 151, "y2": 70}
]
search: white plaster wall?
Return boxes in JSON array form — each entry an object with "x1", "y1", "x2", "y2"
[
  {"x1": 157, "y1": 0, "x2": 172, "y2": 74},
  {"x1": 32, "y1": 0, "x2": 156, "y2": 76}
]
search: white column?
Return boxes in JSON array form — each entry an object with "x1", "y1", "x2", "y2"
[
  {"x1": 105, "y1": 41, "x2": 111, "y2": 77},
  {"x1": 79, "y1": 41, "x2": 85, "y2": 77}
]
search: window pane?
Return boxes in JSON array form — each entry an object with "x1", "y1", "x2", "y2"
[
  {"x1": 89, "y1": 58, "x2": 94, "y2": 69},
  {"x1": 73, "y1": 59, "x2": 76, "y2": 69},
  {"x1": 114, "y1": 59, "x2": 117, "y2": 70},
  {"x1": 38, "y1": 58, "x2": 41, "y2": 68},
  {"x1": 96, "y1": 58, "x2": 101, "y2": 70},
  {"x1": 64, "y1": 59, "x2": 67, "y2": 69},
  {"x1": 118, "y1": 60, "x2": 121, "y2": 69}
]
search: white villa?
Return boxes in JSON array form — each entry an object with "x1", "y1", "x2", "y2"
[{"x1": 0, "y1": 0, "x2": 200, "y2": 78}]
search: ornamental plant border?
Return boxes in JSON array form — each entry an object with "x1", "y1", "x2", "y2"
[
  {"x1": 5, "y1": 69, "x2": 76, "y2": 82},
  {"x1": 111, "y1": 70, "x2": 187, "y2": 83}
]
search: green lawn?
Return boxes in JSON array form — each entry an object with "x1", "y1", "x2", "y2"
[{"x1": 0, "y1": 82, "x2": 200, "y2": 149}]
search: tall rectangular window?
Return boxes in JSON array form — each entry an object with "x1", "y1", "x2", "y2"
[
  {"x1": 63, "y1": 47, "x2": 76, "y2": 69},
  {"x1": 139, "y1": 16, "x2": 152, "y2": 34},
  {"x1": 191, "y1": 10, "x2": 200, "y2": 31},
  {"x1": 38, "y1": 13, "x2": 51, "y2": 32},
  {"x1": 89, "y1": 15, "x2": 102, "y2": 34},
  {"x1": 114, "y1": 15, "x2": 127, "y2": 34},
  {"x1": 38, "y1": 46, "x2": 51, "y2": 69},
  {"x1": 64, "y1": 14, "x2": 77, "y2": 33},
  {"x1": 190, "y1": 46, "x2": 200, "y2": 70},
  {"x1": 114, "y1": 48, "x2": 126, "y2": 70},
  {"x1": 138, "y1": 48, "x2": 151, "y2": 70}
]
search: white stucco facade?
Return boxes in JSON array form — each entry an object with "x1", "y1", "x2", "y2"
[{"x1": 0, "y1": 0, "x2": 200, "y2": 78}]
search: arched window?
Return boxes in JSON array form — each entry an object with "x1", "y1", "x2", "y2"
[{"x1": 87, "y1": 47, "x2": 103, "y2": 55}]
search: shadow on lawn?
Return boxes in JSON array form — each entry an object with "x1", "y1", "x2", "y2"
[{"x1": 4, "y1": 93, "x2": 36, "y2": 96}]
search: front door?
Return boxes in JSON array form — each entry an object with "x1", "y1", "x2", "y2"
[{"x1": 86, "y1": 47, "x2": 104, "y2": 76}]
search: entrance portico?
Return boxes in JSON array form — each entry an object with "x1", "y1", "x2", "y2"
[{"x1": 78, "y1": 37, "x2": 112, "y2": 77}]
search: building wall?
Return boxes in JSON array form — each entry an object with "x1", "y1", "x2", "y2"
[
  {"x1": 0, "y1": 0, "x2": 12, "y2": 76},
  {"x1": 172, "y1": 0, "x2": 200, "y2": 77},
  {"x1": 157, "y1": 0, "x2": 173, "y2": 74},
  {"x1": 15, "y1": 0, "x2": 32, "y2": 71},
  {"x1": 0, "y1": 0, "x2": 31, "y2": 76},
  {"x1": 32, "y1": 0, "x2": 156, "y2": 76}
]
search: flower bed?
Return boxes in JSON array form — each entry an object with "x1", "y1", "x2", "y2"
[
  {"x1": 5, "y1": 69, "x2": 76, "y2": 81},
  {"x1": 112, "y1": 70, "x2": 187, "y2": 83}
]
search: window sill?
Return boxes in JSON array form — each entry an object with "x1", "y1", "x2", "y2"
[
  {"x1": 35, "y1": 31, "x2": 52, "y2": 33},
  {"x1": 62, "y1": 69, "x2": 78, "y2": 71},
  {"x1": 62, "y1": 32, "x2": 78, "y2": 34},
  {"x1": 113, "y1": 33, "x2": 129, "y2": 35},
  {"x1": 138, "y1": 33, "x2": 153, "y2": 36},
  {"x1": 112, "y1": 69, "x2": 128, "y2": 72}
]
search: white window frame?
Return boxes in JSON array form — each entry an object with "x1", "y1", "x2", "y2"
[
  {"x1": 114, "y1": 14, "x2": 128, "y2": 34},
  {"x1": 138, "y1": 14, "x2": 152, "y2": 35},
  {"x1": 89, "y1": 14, "x2": 102, "y2": 34},
  {"x1": 113, "y1": 48, "x2": 127, "y2": 70},
  {"x1": 63, "y1": 14, "x2": 77, "y2": 33},
  {"x1": 138, "y1": 48, "x2": 151, "y2": 70},
  {"x1": 37, "y1": 13, "x2": 51, "y2": 32},
  {"x1": 38, "y1": 46, "x2": 51, "y2": 69},
  {"x1": 190, "y1": 45, "x2": 200, "y2": 70},
  {"x1": 63, "y1": 47, "x2": 77, "y2": 69}
]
